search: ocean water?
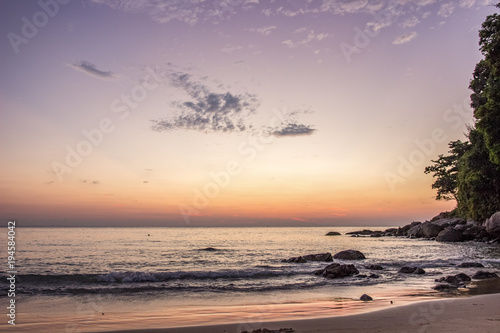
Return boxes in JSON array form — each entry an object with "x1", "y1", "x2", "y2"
[{"x1": 1, "y1": 227, "x2": 500, "y2": 332}]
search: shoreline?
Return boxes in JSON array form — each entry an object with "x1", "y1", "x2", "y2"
[{"x1": 99, "y1": 292, "x2": 500, "y2": 333}]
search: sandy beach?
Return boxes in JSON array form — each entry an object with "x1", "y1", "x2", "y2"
[{"x1": 103, "y1": 293, "x2": 500, "y2": 333}]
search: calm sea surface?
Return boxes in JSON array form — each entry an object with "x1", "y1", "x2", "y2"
[{"x1": 1, "y1": 227, "x2": 499, "y2": 332}]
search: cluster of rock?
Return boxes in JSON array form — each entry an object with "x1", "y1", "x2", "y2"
[
  {"x1": 340, "y1": 211, "x2": 500, "y2": 243},
  {"x1": 283, "y1": 250, "x2": 499, "y2": 295}
]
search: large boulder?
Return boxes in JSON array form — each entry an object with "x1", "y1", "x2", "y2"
[
  {"x1": 407, "y1": 224, "x2": 424, "y2": 238},
  {"x1": 283, "y1": 252, "x2": 332, "y2": 263},
  {"x1": 421, "y1": 222, "x2": 444, "y2": 238},
  {"x1": 333, "y1": 250, "x2": 366, "y2": 260},
  {"x1": 360, "y1": 294, "x2": 372, "y2": 301},
  {"x1": 485, "y1": 211, "x2": 500, "y2": 237},
  {"x1": 325, "y1": 231, "x2": 341, "y2": 236},
  {"x1": 436, "y1": 228, "x2": 464, "y2": 242},
  {"x1": 316, "y1": 263, "x2": 359, "y2": 279},
  {"x1": 346, "y1": 230, "x2": 374, "y2": 236}
]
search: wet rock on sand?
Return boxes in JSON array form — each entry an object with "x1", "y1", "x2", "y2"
[
  {"x1": 325, "y1": 231, "x2": 341, "y2": 236},
  {"x1": 360, "y1": 294, "x2": 373, "y2": 301},
  {"x1": 315, "y1": 263, "x2": 359, "y2": 279},
  {"x1": 333, "y1": 249, "x2": 366, "y2": 260}
]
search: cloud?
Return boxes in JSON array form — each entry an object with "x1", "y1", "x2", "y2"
[
  {"x1": 152, "y1": 71, "x2": 259, "y2": 133},
  {"x1": 269, "y1": 123, "x2": 316, "y2": 137},
  {"x1": 401, "y1": 16, "x2": 420, "y2": 28},
  {"x1": 459, "y1": 0, "x2": 475, "y2": 8},
  {"x1": 438, "y1": 2, "x2": 456, "y2": 18},
  {"x1": 248, "y1": 25, "x2": 276, "y2": 36},
  {"x1": 393, "y1": 32, "x2": 418, "y2": 45},
  {"x1": 68, "y1": 61, "x2": 118, "y2": 81},
  {"x1": 80, "y1": 179, "x2": 100, "y2": 184},
  {"x1": 282, "y1": 29, "x2": 332, "y2": 48}
]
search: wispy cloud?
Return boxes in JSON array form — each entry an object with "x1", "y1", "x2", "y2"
[
  {"x1": 68, "y1": 61, "x2": 118, "y2": 81},
  {"x1": 152, "y1": 71, "x2": 259, "y2": 133},
  {"x1": 282, "y1": 29, "x2": 332, "y2": 48},
  {"x1": 393, "y1": 32, "x2": 418, "y2": 45},
  {"x1": 270, "y1": 123, "x2": 316, "y2": 137},
  {"x1": 151, "y1": 68, "x2": 316, "y2": 137},
  {"x1": 401, "y1": 16, "x2": 420, "y2": 28},
  {"x1": 248, "y1": 25, "x2": 276, "y2": 36},
  {"x1": 438, "y1": 2, "x2": 456, "y2": 18}
]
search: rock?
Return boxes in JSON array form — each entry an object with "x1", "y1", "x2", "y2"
[
  {"x1": 333, "y1": 250, "x2": 366, "y2": 260},
  {"x1": 436, "y1": 227, "x2": 464, "y2": 242},
  {"x1": 407, "y1": 224, "x2": 424, "y2": 238},
  {"x1": 200, "y1": 247, "x2": 218, "y2": 251},
  {"x1": 360, "y1": 294, "x2": 373, "y2": 301},
  {"x1": 437, "y1": 276, "x2": 460, "y2": 284},
  {"x1": 368, "y1": 274, "x2": 380, "y2": 278},
  {"x1": 433, "y1": 284, "x2": 459, "y2": 291},
  {"x1": 370, "y1": 232, "x2": 382, "y2": 237},
  {"x1": 346, "y1": 230, "x2": 374, "y2": 235},
  {"x1": 485, "y1": 211, "x2": 500, "y2": 237},
  {"x1": 283, "y1": 253, "x2": 332, "y2": 263},
  {"x1": 325, "y1": 231, "x2": 341, "y2": 236},
  {"x1": 455, "y1": 273, "x2": 471, "y2": 282},
  {"x1": 472, "y1": 271, "x2": 499, "y2": 279},
  {"x1": 384, "y1": 228, "x2": 398, "y2": 236},
  {"x1": 398, "y1": 267, "x2": 425, "y2": 274},
  {"x1": 398, "y1": 267, "x2": 416, "y2": 274},
  {"x1": 317, "y1": 263, "x2": 359, "y2": 279},
  {"x1": 367, "y1": 264, "x2": 384, "y2": 270},
  {"x1": 414, "y1": 268, "x2": 426, "y2": 274},
  {"x1": 420, "y1": 222, "x2": 444, "y2": 238},
  {"x1": 457, "y1": 262, "x2": 484, "y2": 268}
]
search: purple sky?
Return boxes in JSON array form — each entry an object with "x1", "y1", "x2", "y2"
[{"x1": 0, "y1": 0, "x2": 497, "y2": 227}]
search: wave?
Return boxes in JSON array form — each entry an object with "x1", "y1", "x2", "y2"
[{"x1": 0, "y1": 267, "x2": 309, "y2": 285}]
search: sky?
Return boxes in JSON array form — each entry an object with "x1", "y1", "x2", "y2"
[{"x1": 0, "y1": 0, "x2": 497, "y2": 227}]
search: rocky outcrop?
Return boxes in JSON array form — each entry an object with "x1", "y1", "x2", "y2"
[
  {"x1": 333, "y1": 250, "x2": 366, "y2": 260},
  {"x1": 398, "y1": 267, "x2": 425, "y2": 274},
  {"x1": 346, "y1": 230, "x2": 374, "y2": 236},
  {"x1": 315, "y1": 263, "x2": 359, "y2": 279},
  {"x1": 420, "y1": 222, "x2": 444, "y2": 238},
  {"x1": 360, "y1": 294, "x2": 372, "y2": 301},
  {"x1": 325, "y1": 231, "x2": 341, "y2": 236},
  {"x1": 485, "y1": 211, "x2": 500, "y2": 237},
  {"x1": 472, "y1": 271, "x2": 499, "y2": 279},
  {"x1": 283, "y1": 253, "x2": 332, "y2": 263},
  {"x1": 436, "y1": 228, "x2": 464, "y2": 242}
]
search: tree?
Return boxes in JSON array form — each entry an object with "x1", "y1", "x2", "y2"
[
  {"x1": 471, "y1": 5, "x2": 500, "y2": 165},
  {"x1": 456, "y1": 129, "x2": 500, "y2": 220},
  {"x1": 424, "y1": 140, "x2": 470, "y2": 201},
  {"x1": 426, "y1": 5, "x2": 500, "y2": 220}
]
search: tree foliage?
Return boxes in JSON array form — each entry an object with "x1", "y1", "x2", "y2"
[
  {"x1": 426, "y1": 5, "x2": 500, "y2": 220},
  {"x1": 424, "y1": 140, "x2": 469, "y2": 201}
]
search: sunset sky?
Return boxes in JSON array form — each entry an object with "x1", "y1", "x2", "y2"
[{"x1": 0, "y1": 0, "x2": 496, "y2": 227}]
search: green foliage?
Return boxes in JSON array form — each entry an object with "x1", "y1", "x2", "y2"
[
  {"x1": 424, "y1": 140, "x2": 469, "y2": 201},
  {"x1": 427, "y1": 6, "x2": 500, "y2": 220},
  {"x1": 471, "y1": 7, "x2": 500, "y2": 165},
  {"x1": 456, "y1": 129, "x2": 500, "y2": 220}
]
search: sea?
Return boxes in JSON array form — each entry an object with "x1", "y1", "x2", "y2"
[{"x1": 1, "y1": 226, "x2": 500, "y2": 333}]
